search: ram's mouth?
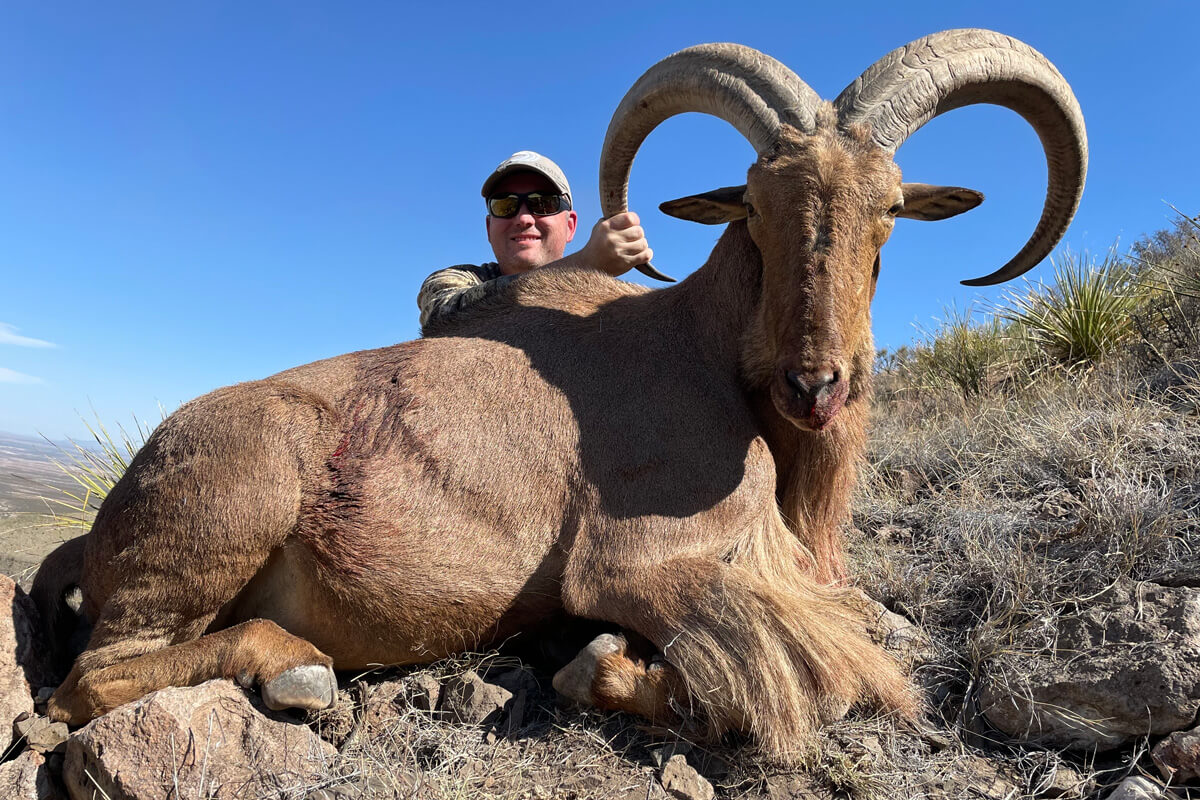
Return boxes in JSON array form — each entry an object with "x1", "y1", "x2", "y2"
[{"x1": 770, "y1": 370, "x2": 850, "y2": 432}]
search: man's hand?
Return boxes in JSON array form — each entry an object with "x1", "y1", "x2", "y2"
[{"x1": 577, "y1": 212, "x2": 653, "y2": 276}]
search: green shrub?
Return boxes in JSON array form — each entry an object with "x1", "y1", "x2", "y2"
[
  {"x1": 1131, "y1": 211, "x2": 1200, "y2": 360},
  {"x1": 998, "y1": 247, "x2": 1144, "y2": 370},
  {"x1": 911, "y1": 306, "x2": 1010, "y2": 400}
]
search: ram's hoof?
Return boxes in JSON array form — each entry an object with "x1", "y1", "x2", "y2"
[
  {"x1": 262, "y1": 664, "x2": 337, "y2": 711},
  {"x1": 552, "y1": 632, "x2": 626, "y2": 706}
]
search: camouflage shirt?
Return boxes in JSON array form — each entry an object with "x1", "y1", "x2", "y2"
[{"x1": 416, "y1": 262, "x2": 519, "y2": 331}]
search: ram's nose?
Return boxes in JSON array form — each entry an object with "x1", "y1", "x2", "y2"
[
  {"x1": 785, "y1": 368, "x2": 839, "y2": 406},
  {"x1": 782, "y1": 365, "x2": 847, "y2": 430}
]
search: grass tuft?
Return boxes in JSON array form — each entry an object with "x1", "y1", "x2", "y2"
[{"x1": 41, "y1": 414, "x2": 152, "y2": 530}]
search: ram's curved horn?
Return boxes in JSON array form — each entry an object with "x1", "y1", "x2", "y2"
[
  {"x1": 835, "y1": 29, "x2": 1087, "y2": 286},
  {"x1": 599, "y1": 43, "x2": 822, "y2": 281}
]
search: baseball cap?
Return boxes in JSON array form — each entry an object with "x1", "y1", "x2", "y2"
[{"x1": 480, "y1": 151, "x2": 572, "y2": 201}]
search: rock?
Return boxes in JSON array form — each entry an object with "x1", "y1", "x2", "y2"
[
  {"x1": 660, "y1": 754, "x2": 713, "y2": 800},
  {"x1": 979, "y1": 579, "x2": 1200, "y2": 750},
  {"x1": 856, "y1": 592, "x2": 934, "y2": 668},
  {"x1": 441, "y1": 670, "x2": 512, "y2": 725},
  {"x1": 649, "y1": 740, "x2": 693, "y2": 769},
  {"x1": 957, "y1": 755, "x2": 1020, "y2": 800},
  {"x1": 762, "y1": 773, "x2": 825, "y2": 800},
  {"x1": 406, "y1": 673, "x2": 442, "y2": 713},
  {"x1": 1152, "y1": 725, "x2": 1200, "y2": 782},
  {"x1": 346, "y1": 679, "x2": 404, "y2": 736},
  {"x1": 1106, "y1": 776, "x2": 1174, "y2": 800},
  {"x1": 0, "y1": 750, "x2": 62, "y2": 800},
  {"x1": 920, "y1": 754, "x2": 1022, "y2": 800},
  {"x1": 1027, "y1": 754, "x2": 1089, "y2": 799},
  {"x1": 13, "y1": 712, "x2": 69, "y2": 753},
  {"x1": 63, "y1": 679, "x2": 335, "y2": 800},
  {"x1": 0, "y1": 576, "x2": 46, "y2": 754}
]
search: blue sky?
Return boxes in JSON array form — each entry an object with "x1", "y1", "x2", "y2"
[{"x1": 2, "y1": 2, "x2": 1197, "y2": 438}]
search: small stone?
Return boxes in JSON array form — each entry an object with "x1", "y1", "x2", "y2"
[
  {"x1": 1153, "y1": 726, "x2": 1200, "y2": 782},
  {"x1": 407, "y1": 673, "x2": 442, "y2": 712},
  {"x1": 13, "y1": 712, "x2": 69, "y2": 754},
  {"x1": 649, "y1": 740, "x2": 693, "y2": 769},
  {"x1": 1034, "y1": 758, "x2": 1087, "y2": 798},
  {"x1": 660, "y1": 754, "x2": 713, "y2": 800},
  {"x1": 441, "y1": 671, "x2": 512, "y2": 726},
  {"x1": 1106, "y1": 776, "x2": 1173, "y2": 800}
]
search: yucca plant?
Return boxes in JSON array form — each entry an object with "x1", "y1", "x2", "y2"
[
  {"x1": 44, "y1": 416, "x2": 154, "y2": 530},
  {"x1": 998, "y1": 248, "x2": 1144, "y2": 371},
  {"x1": 913, "y1": 305, "x2": 1010, "y2": 400}
]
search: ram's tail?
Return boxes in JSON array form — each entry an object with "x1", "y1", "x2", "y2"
[{"x1": 30, "y1": 536, "x2": 91, "y2": 684}]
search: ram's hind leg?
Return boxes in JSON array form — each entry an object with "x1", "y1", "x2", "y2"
[
  {"x1": 48, "y1": 383, "x2": 338, "y2": 725},
  {"x1": 552, "y1": 631, "x2": 686, "y2": 725},
  {"x1": 564, "y1": 551, "x2": 919, "y2": 759}
]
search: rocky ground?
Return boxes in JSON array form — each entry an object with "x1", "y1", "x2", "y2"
[{"x1": 1, "y1": 352, "x2": 1199, "y2": 799}]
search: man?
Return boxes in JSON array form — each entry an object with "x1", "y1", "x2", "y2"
[{"x1": 417, "y1": 151, "x2": 652, "y2": 330}]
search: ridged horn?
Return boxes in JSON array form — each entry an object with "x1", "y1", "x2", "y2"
[
  {"x1": 835, "y1": 29, "x2": 1087, "y2": 286},
  {"x1": 599, "y1": 43, "x2": 822, "y2": 281}
]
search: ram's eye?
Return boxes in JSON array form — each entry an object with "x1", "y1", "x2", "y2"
[
  {"x1": 887, "y1": 202, "x2": 903, "y2": 217},
  {"x1": 744, "y1": 199, "x2": 757, "y2": 217}
]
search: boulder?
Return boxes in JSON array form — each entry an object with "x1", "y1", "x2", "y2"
[
  {"x1": 0, "y1": 749, "x2": 62, "y2": 800},
  {"x1": 0, "y1": 575, "x2": 46, "y2": 753},
  {"x1": 979, "y1": 580, "x2": 1200, "y2": 750},
  {"x1": 63, "y1": 679, "x2": 335, "y2": 800}
]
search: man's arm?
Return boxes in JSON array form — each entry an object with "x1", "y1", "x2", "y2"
[
  {"x1": 417, "y1": 213, "x2": 653, "y2": 330},
  {"x1": 417, "y1": 263, "x2": 514, "y2": 329}
]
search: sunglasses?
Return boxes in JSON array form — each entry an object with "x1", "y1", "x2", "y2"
[{"x1": 486, "y1": 191, "x2": 571, "y2": 218}]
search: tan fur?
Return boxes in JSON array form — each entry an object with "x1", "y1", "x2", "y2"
[{"x1": 39, "y1": 117, "x2": 924, "y2": 759}]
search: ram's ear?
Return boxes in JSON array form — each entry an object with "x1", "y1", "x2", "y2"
[
  {"x1": 659, "y1": 185, "x2": 749, "y2": 225},
  {"x1": 898, "y1": 183, "x2": 985, "y2": 221}
]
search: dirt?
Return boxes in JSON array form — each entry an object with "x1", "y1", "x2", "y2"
[{"x1": 0, "y1": 431, "x2": 82, "y2": 588}]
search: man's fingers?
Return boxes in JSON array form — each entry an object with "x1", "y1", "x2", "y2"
[
  {"x1": 605, "y1": 211, "x2": 641, "y2": 231},
  {"x1": 618, "y1": 225, "x2": 645, "y2": 243}
]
